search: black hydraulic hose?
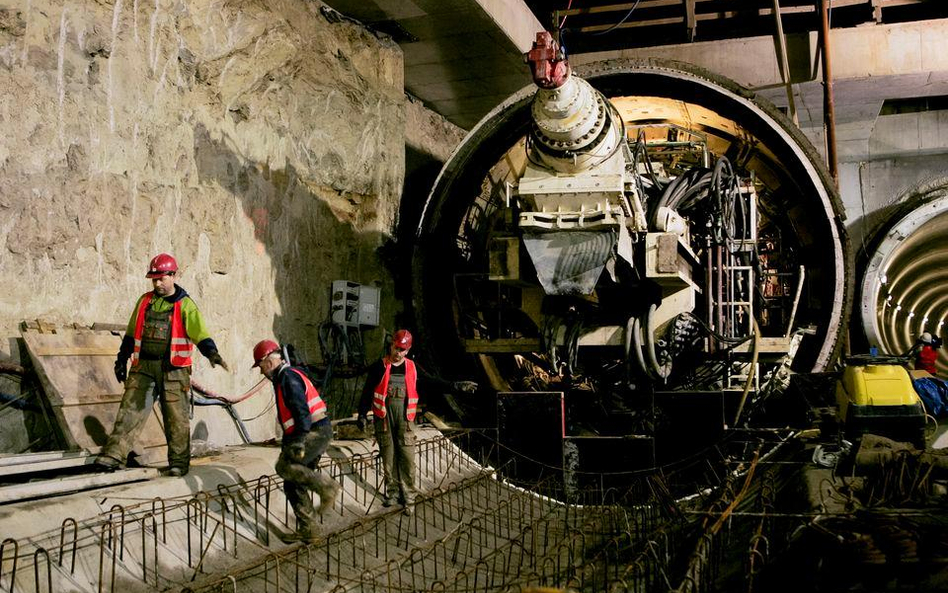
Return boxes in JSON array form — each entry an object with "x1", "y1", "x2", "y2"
[
  {"x1": 192, "y1": 393, "x2": 252, "y2": 444},
  {"x1": 649, "y1": 169, "x2": 687, "y2": 227},
  {"x1": 190, "y1": 379, "x2": 268, "y2": 444},
  {"x1": 682, "y1": 312, "x2": 751, "y2": 345},
  {"x1": 635, "y1": 130, "x2": 663, "y2": 190},
  {"x1": 651, "y1": 167, "x2": 713, "y2": 228}
]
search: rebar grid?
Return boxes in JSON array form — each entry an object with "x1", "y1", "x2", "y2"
[
  {"x1": 181, "y1": 474, "x2": 667, "y2": 593},
  {"x1": 0, "y1": 429, "x2": 820, "y2": 593},
  {"x1": 0, "y1": 433, "x2": 485, "y2": 592}
]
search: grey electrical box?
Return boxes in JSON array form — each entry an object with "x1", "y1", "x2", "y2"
[
  {"x1": 357, "y1": 284, "x2": 380, "y2": 327},
  {"x1": 331, "y1": 280, "x2": 360, "y2": 326},
  {"x1": 330, "y1": 280, "x2": 380, "y2": 327}
]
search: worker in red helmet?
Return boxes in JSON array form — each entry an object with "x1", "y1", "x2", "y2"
[
  {"x1": 95, "y1": 253, "x2": 229, "y2": 477},
  {"x1": 253, "y1": 339, "x2": 340, "y2": 543},
  {"x1": 914, "y1": 332, "x2": 941, "y2": 376},
  {"x1": 357, "y1": 329, "x2": 477, "y2": 512}
]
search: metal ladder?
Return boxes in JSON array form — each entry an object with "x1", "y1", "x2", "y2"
[{"x1": 722, "y1": 184, "x2": 759, "y2": 392}]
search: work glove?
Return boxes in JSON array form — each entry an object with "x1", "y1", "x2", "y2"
[
  {"x1": 287, "y1": 441, "x2": 306, "y2": 462},
  {"x1": 453, "y1": 381, "x2": 478, "y2": 394},
  {"x1": 113, "y1": 359, "x2": 127, "y2": 383},
  {"x1": 114, "y1": 335, "x2": 133, "y2": 383},
  {"x1": 356, "y1": 414, "x2": 367, "y2": 432},
  {"x1": 207, "y1": 351, "x2": 230, "y2": 371}
]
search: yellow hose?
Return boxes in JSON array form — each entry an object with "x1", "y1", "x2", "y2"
[{"x1": 732, "y1": 312, "x2": 760, "y2": 426}]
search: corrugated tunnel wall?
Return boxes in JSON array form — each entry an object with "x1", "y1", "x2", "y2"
[{"x1": 858, "y1": 179, "x2": 948, "y2": 369}]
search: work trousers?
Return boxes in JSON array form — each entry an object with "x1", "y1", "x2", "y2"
[
  {"x1": 375, "y1": 392, "x2": 417, "y2": 504},
  {"x1": 275, "y1": 422, "x2": 336, "y2": 534},
  {"x1": 100, "y1": 359, "x2": 192, "y2": 471}
]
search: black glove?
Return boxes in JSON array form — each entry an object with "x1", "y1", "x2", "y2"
[
  {"x1": 114, "y1": 335, "x2": 133, "y2": 383},
  {"x1": 356, "y1": 414, "x2": 367, "y2": 431},
  {"x1": 113, "y1": 358, "x2": 127, "y2": 383},
  {"x1": 453, "y1": 381, "x2": 478, "y2": 394},
  {"x1": 207, "y1": 351, "x2": 230, "y2": 371},
  {"x1": 287, "y1": 441, "x2": 306, "y2": 461}
]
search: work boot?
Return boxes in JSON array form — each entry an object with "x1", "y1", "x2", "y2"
[
  {"x1": 161, "y1": 466, "x2": 188, "y2": 477},
  {"x1": 381, "y1": 493, "x2": 397, "y2": 507},
  {"x1": 93, "y1": 456, "x2": 121, "y2": 473},
  {"x1": 282, "y1": 529, "x2": 318, "y2": 544},
  {"x1": 317, "y1": 482, "x2": 340, "y2": 514}
]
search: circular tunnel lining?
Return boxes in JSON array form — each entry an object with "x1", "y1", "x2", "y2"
[
  {"x1": 411, "y1": 58, "x2": 851, "y2": 382},
  {"x1": 860, "y1": 181, "x2": 948, "y2": 370}
]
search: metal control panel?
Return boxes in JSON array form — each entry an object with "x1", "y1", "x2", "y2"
[{"x1": 330, "y1": 280, "x2": 380, "y2": 327}]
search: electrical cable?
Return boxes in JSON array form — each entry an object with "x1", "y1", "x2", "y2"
[
  {"x1": 636, "y1": 130, "x2": 663, "y2": 190},
  {"x1": 592, "y1": 0, "x2": 642, "y2": 36},
  {"x1": 681, "y1": 312, "x2": 750, "y2": 345},
  {"x1": 644, "y1": 304, "x2": 672, "y2": 380},
  {"x1": 558, "y1": 0, "x2": 573, "y2": 30},
  {"x1": 564, "y1": 314, "x2": 582, "y2": 377},
  {"x1": 191, "y1": 378, "x2": 268, "y2": 404},
  {"x1": 732, "y1": 311, "x2": 760, "y2": 426},
  {"x1": 630, "y1": 315, "x2": 650, "y2": 379},
  {"x1": 241, "y1": 400, "x2": 276, "y2": 423}
]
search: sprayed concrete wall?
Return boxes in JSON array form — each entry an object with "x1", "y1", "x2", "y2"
[{"x1": 0, "y1": 0, "x2": 465, "y2": 453}]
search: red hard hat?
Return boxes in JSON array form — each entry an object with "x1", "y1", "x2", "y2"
[
  {"x1": 393, "y1": 329, "x2": 413, "y2": 350},
  {"x1": 252, "y1": 339, "x2": 281, "y2": 368},
  {"x1": 146, "y1": 253, "x2": 178, "y2": 278}
]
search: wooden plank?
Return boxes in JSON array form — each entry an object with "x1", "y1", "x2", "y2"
[
  {"x1": 0, "y1": 453, "x2": 96, "y2": 477},
  {"x1": 34, "y1": 347, "x2": 118, "y2": 357},
  {"x1": 59, "y1": 397, "x2": 124, "y2": 406},
  {"x1": 463, "y1": 338, "x2": 542, "y2": 354},
  {"x1": 0, "y1": 450, "x2": 88, "y2": 467},
  {"x1": 91, "y1": 322, "x2": 126, "y2": 333},
  {"x1": 0, "y1": 468, "x2": 160, "y2": 504},
  {"x1": 579, "y1": 16, "x2": 683, "y2": 32},
  {"x1": 464, "y1": 328, "x2": 625, "y2": 352},
  {"x1": 562, "y1": 0, "x2": 688, "y2": 16},
  {"x1": 576, "y1": 0, "x2": 875, "y2": 33},
  {"x1": 560, "y1": 0, "x2": 860, "y2": 18},
  {"x1": 877, "y1": 0, "x2": 927, "y2": 6},
  {"x1": 731, "y1": 337, "x2": 794, "y2": 354},
  {"x1": 21, "y1": 328, "x2": 169, "y2": 463},
  {"x1": 685, "y1": 0, "x2": 697, "y2": 41}
]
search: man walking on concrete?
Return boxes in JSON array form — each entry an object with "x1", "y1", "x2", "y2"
[
  {"x1": 96, "y1": 253, "x2": 229, "y2": 476},
  {"x1": 252, "y1": 339, "x2": 340, "y2": 543}
]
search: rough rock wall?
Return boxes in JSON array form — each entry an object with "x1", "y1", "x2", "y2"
[
  {"x1": 405, "y1": 95, "x2": 466, "y2": 163},
  {"x1": 0, "y1": 0, "x2": 406, "y2": 448}
]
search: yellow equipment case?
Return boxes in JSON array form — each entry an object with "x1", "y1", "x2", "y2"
[{"x1": 835, "y1": 354, "x2": 926, "y2": 448}]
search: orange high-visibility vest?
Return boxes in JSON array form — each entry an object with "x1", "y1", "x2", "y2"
[
  {"x1": 131, "y1": 293, "x2": 193, "y2": 367},
  {"x1": 917, "y1": 345, "x2": 938, "y2": 375},
  {"x1": 372, "y1": 359, "x2": 419, "y2": 421},
  {"x1": 276, "y1": 368, "x2": 328, "y2": 435}
]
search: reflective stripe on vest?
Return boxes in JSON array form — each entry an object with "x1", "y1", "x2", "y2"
[
  {"x1": 372, "y1": 359, "x2": 419, "y2": 421},
  {"x1": 276, "y1": 368, "x2": 327, "y2": 435},
  {"x1": 131, "y1": 293, "x2": 193, "y2": 367}
]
